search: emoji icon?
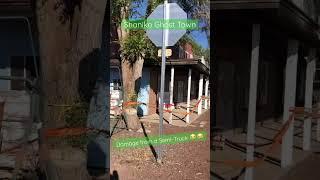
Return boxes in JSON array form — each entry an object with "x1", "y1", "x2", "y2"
[
  {"x1": 197, "y1": 133, "x2": 204, "y2": 139},
  {"x1": 190, "y1": 134, "x2": 196, "y2": 140}
]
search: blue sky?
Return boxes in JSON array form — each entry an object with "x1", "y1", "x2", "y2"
[{"x1": 131, "y1": 0, "x2": 209, "y2": 49}]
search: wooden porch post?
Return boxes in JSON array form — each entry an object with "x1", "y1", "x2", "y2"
[
  {"x1": 204, "y1": 77, "x2": 209, "y2": 109},
  {"x1": 169, "y1": 66, "x2": 175, "y2": 124},
  {"x1": 317, "y1": 103, "x2": 320, "y2": 141},
  {"x1": 198, "y1": 74, "x2": 204, "y2": 115},
  {"x1": 281, "y1": 39, "x2": 299, "y2": 168},
  {"x1": 186, "y1": 68, "x2": 192, "y2": 123},
  {"x1": 303, "y1": 48, "x2": 316, "y2": 151},
  {"x1": 244, "y1": 24, "x2": 260, "y2": 180}
]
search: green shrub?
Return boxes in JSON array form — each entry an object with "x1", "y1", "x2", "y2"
[{"x1": 62, "y1": 99, "x2": 89, "y2": 149}]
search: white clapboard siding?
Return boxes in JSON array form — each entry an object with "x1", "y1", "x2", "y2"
[{"x1": 1, "y1": 90, "x2": 30, "y2": 147}]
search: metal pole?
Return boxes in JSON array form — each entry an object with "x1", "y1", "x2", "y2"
[{"x1": 157, "y1": 0, "x2": 169, "y2": 163}]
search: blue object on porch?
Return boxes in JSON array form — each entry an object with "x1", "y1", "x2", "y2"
[{"x1": 137, "y1": 68, "x2": 150, "y2": 116}]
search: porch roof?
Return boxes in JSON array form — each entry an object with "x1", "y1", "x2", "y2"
[
  {"x1": 0, "y1": 0, "x2": 33, "y2": 16},
  {"x1": 212, "y1": 0, "x2": 281, "y2": 10},
  {"x1": 111, "y1": 58, "x2": 210, "y2": 75},
  {"x1": 212, "y1": 0, "x2": 320, "y2": 46},
  {"x1": 146, "y1": 58, "x2": 210, "y2": 75},
  {"x1": 110, "y1": 58, "x2": 210, "y2": 75}
]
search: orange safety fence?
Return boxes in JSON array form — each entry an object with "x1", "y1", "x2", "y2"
[
  {"x1": 42, "y1": 99, "x2": 207, "y2": 139},
  {"x1": 165, "y1": 96, "x2": 206, "y2": 116},
  {"x1": 19, "y1": 96, "x2": 210, "y2": 143},
  {"x1": 213, "y1": 107, "x2": 315, "y2": 168},
  {"x1": 0, "y1": 138, "x2": 38, "y2": 155},
  {"x1": 43, "y1": 104, "x2": 143, "y2": 138},
  {"x1": 40, "y1": 101, "x2": 143, "y2": 140},
  {"x1": 43, "y1": 127, "x2": 109, "y2": 138},
  {"x1": 44, "y1": 127, "x2": 91, "y2": 138},
  {"x1": 155, "y1": 96, "x2": 209, "y2": 116},
  {"x1": 212, "y1": 139, "x2": 271, "y2": 147},
  {"x1": 110, "y1": 101, "x2": 145, "y2": 111},
  {"x1": 111, "y1": 96, "x2": 209, "y2": 116}
]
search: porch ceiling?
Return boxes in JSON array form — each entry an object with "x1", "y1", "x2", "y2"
[
  {"x1": 166, "y1": 59, "x2": 210, "y2": 75},
  {"x1": 211, "y1": 0, "x2": 281, "y2": 10},
  {"x1": 212, "y1": 0, "x2": 320, "y2": 46},
  {"x1": 0, "y1": 0, "x2": 33, "y2": 16},
  {"x1": 111, "y1": 58, "x2": 210, "y2": 75}
]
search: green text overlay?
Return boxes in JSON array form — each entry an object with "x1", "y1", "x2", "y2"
[
  {"x1": 121, "y1": 19, "x2": 199, "y2": 30},
  {"x1": 113, "y1": 131, "x2": 207, "y2": 149}
]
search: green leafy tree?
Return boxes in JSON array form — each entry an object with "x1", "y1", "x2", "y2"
[{"x1": 112, "y1": 0, "x2": 209, "y2": 130}]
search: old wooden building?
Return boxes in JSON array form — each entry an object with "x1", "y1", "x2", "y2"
[{"x1": 212, "y1": 0, "x2": 320, "y2": 179}]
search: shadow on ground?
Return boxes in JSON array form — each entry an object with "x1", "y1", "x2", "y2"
[
  {"x1": 110, "y1": 170, "x2": 119, "y2": 180},
  {"x1": 140, "y1": 122, "x2": 157, "y2": 160}
]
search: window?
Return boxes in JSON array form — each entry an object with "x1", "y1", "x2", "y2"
[
  {"x1": 112, "y1": 79, "x2": 122, "y2": 90},
  {"x1": 10, "y1": 56, "x2": 39, "y2": 90},
  {"x1": 110, "y1": 68, "x2": 122, "y2": 91}
]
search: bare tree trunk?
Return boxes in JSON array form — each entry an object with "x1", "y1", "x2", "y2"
[
  {"x1": 121, "y1": 60, "x2": 134, "y2": 102},
  {"x1": 36, "y1": 0, "x2": 72, "y2": 128},
  {"x1": 36, "y1": 0, "x2": 106, "y2": 179},
  {"x1": 115, "y1": 4, "x2": 141, "y2": 130},
  {"x1": 121, "y1": 56, "x2": 145, "y2": 102},
  {"x1": 121, "y1": 60, "x2": 140, "y2": 130},
  {"x1": 36, "y1": 0, "x2": 106, "y2": 127},
  {"x1": 133, "y1": 56, "x2": 145, "y2": 89},
  {"x1": 120, "y1": 56, "x2": 144, "y2": 131}
]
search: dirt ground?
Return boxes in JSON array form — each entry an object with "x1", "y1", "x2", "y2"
[
  {"x1": 110, "y1": 110, "x2": 210, "y2": 180},
  {"x1": 278, "y1": 154, "x2": 320, "y2": 180}
]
